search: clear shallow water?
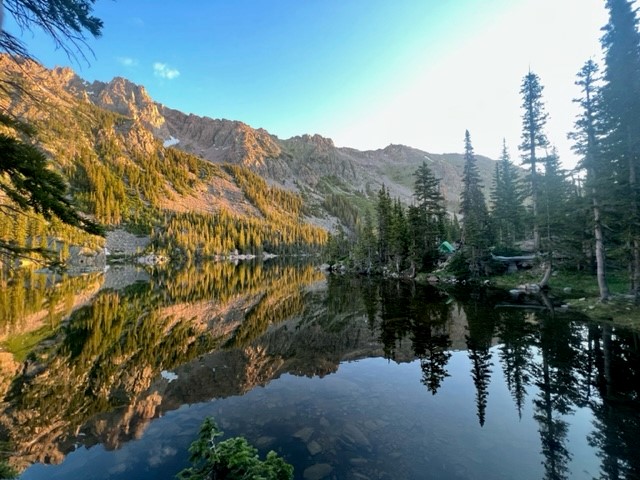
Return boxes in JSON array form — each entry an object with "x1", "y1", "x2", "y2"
[
  {"x1": 2, "y1": 265, "x2": 638, "y2": 480},
  {"x1": 17, "y1": 353, "x2": 604, "y2": 480}
]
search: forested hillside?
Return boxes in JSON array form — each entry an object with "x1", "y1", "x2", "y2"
[{"x1": 0, "y1": 56, "x2": 327, "y2": 263}]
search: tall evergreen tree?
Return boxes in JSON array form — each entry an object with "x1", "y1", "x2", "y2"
[
  {"x1": 389, "y1": 198, "x2": 409, "y2": 272},
  {"x1": 376, "y1": 185, "x2": 392, "y2": 265},
  {"x1": 519, "y1": 71, "x2": 550, "y2": 251},
  {"x1": 410, "y1": 161, "x2": 446, "y2": 269},
  {"x1": 460, "y1": 130, "x2": 489, "y2": 274},
  {"x1": 490, "y1": 140, "x2": 526, "y2": 248},
  {"x1": 600, "y1": 0, "x2": 640, "y2": 301},
  {"x1": 414, "y1": 161, "x2": 446, "y2": 221},
  {"x1": 353, "y1": 210, "x2": 377, "y2": 273},
  {"x1": 539, "y1": 148, "x2": 570, "y2": 248},
  {"x1": 569, "y1": 59, "x2": 611, "y2": 301}
]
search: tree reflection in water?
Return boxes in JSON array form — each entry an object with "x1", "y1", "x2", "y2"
[
  {"x1": 0, "y1": 269, "x2": 639, "y2": 480},
  {"x1": 359, "y1": 278, "x2": 640, "y2": 480}
]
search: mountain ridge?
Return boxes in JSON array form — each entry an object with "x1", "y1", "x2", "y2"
[{"x1": 46, "y1": 59, "x2": 497, "y2": 214}]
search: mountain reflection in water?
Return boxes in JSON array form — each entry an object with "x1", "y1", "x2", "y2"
[{"x1": 0, "y1": 264, "x2": 638, "y2": 480}]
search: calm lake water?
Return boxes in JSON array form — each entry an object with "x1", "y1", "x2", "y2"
[{"x1": 1, "y1": 262, "x2": 638, "y2": 480}]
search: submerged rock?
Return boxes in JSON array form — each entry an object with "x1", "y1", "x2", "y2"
[
  {"x1": 342, "y1": 423, "x2": 371, "y2": 448},
  {"x1": 293, "y1": 426, "x2": 314, "y2": 443},
  {"x1": 303, "y1": 463, "x2": 333, "y2": 480},
  {"x1": 307, "y1": 440, "x2": 322, "y2": 455}
]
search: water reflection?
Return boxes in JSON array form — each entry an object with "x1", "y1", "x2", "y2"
[{"x1": 0, "y1": 267, "x2": 638, "y2": 479}]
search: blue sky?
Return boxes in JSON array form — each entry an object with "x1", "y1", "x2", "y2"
[{"x1": 6, "y1": 0, "x2": 612, "y2": 166}]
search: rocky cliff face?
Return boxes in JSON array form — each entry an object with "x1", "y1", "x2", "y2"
[
  {"x1": 39, "y1": 60, "x2": 496, "y2": 213},
  {"x1": 161, "y1": 107, "x2": 283, "y2": 170}
]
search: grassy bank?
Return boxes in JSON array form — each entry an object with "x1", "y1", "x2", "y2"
[{"x1": 492, "y1": 269, "x2": 640, "y2": 330}]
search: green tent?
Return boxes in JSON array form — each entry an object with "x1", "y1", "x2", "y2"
[{"x1": 439, "y1": 241, "x2": 455, "y2": 253}]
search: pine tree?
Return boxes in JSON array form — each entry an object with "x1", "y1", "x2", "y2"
[
  {"x1": 0, "y1": 134, "x2": 103, "y2": 244},
  {"x1": 519, "y1": 71, "x2": 550, "y2": 251},
  {"x1": 389, "y1": 198, "x2": 409, "y2": 272},
  {"x1": 414, "y1": 161, "x2": 446, "y2": 221},
  {"x1": 1, "y1": 0, "x2": 103, "y2": 62},
  {"x1": 490, "y1": 140, "x2": 526, "y2": 249},
  {"x1": 539, "y1": 148, "x2": 569, "y2": 248},
  {"x1": 569, "y1": 60, "x2": 611, "y2": 301},
  {"x1": 460, "y1": 130, "x2": 489, "y2": 274},
  {"x1": 600, "y1": 0, "x2": 640, "y2": 301},
  {"x1": 410, "y1": 162, "x2": 446, "y2": 269},
  {"x1": 353, "y1": 210, "x2": 377, "y2": 272},
  {"x1": 376, "y1": 185, "x2": 392, "y2": 265}
]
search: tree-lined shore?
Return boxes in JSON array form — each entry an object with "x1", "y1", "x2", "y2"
[{"x1": 327, "y1": 0, "x2": 640, "y2": 313}]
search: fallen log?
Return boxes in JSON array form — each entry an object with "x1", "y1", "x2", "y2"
[{"x1": 491, "y1": 254, "x2": 538, "y2": 262}]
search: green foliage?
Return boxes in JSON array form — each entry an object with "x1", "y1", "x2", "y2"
[
  {"x1": 324, "y1": 228, "x2": 350, "y2": 265},
  {"x1": 410, "y1": 162, "x2": 446, "y2": 270},
  {"x1": 538, "y1": 149, "x2": 573, "y2": 250},
  {"x1": 2, "y1": 0, "x2": 102, "y2": 61},
  {"x1": 176, "y1": 417, "x2": 293, "y2": 480},
  {"x1": 444, "y1": 250, "x2": 474, "y2": 281},
  {"x1": 460, "y1": 131, "x2": 490, "y2": 276},
  {"x1": 225, "y1": 165, "x2": 304, "y2": 222},
  {"x1": 0, "y1": 1, "x2": 107, "y2": 265},
  {"x1": 519, "y1": 71, "x2": 550, "y2": 250},
  {"x1": 0, "y1": 461, "x2": 17, "y2": 480},
  {"x1": 376, "y1": 185, "x2": 393, "y2": 265},
  {"x1": 490, "y1": 140, "x2": 526, "y2": 248},
  {"x1": 519, "y1": 72, "x2": 549, "y2": 161},
  {"x1": 351, "y1": 210, "x2": 377, "y2": 272},
  {"x1": 0, "y1": 134, "x2": 104, "y2": 236},
  {"x1": 347, "y1": 165, "x2": 449, "y2": 274},
  {"x1": 460, "y1": 130, "x2": 489, "y2": 249},
  {"x1": 153, "y1": 209, "x2": 326, "y2": 259},
  {"x1": 322, "y1": 193, "x2": 361, "y2": 231},
  {"x1": 600, "y1": 0, "x2": 640, "y2": 299},
  {"x1": 389, "y1": 198, "x2": 409, "y2": 271}
]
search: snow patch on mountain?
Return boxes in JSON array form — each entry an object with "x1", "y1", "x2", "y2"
[{"x1": 163, "y1": 136, "x2": 180, "y2": 147}]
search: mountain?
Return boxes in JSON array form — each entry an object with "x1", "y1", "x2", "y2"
[
  {"x1": 0, "y1": 55, "x2": 498, "y2": 257},
  {"x1": 82, "y1": 73, "x2": 498, "y2": 214}
]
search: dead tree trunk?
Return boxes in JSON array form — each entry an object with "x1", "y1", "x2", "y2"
[{"x1": 538, "y1": 253, "x2": 552, "y2": 289}]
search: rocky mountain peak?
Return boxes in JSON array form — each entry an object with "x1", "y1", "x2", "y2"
[
  {"x1": 159, "y1": 107, "x2": 282, "y2": 169},
  {"x1": 88, "y1": 76, "x2": 167, "y2": 134},
  {"x1": 50, "y1": 66, "x2": 78, "y2": 85},
  {"x1": 302, "y1": 133, "x2": 335, "y2": 148}
]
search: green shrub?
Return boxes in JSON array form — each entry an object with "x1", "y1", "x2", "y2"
[
  {"x1": 176, "y1": 417, "x2": 293, "y2": 480},
  {"x1": 0, "y1": 461, "x2": 17, "y2": 480}
]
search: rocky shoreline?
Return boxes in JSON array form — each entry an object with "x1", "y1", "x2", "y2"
[{"x1": 67, "y1": 229, "x2": 279, "y2": 271}]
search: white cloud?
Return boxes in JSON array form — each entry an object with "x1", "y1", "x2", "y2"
[
  {"x1": 153, "y1": 62, "x2": 180, "y2": 80},
  {"x1": 117, "y1": 56, "x2": 139, "y2": 67}
]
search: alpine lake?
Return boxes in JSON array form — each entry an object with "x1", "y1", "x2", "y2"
[{"x1": 0, "y1": 260, "x2": 638, "y2": 480}]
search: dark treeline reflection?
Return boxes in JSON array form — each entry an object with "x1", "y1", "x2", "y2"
[{"x1": 341, "y1": 277, "x2": 640, "y2": 480}]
